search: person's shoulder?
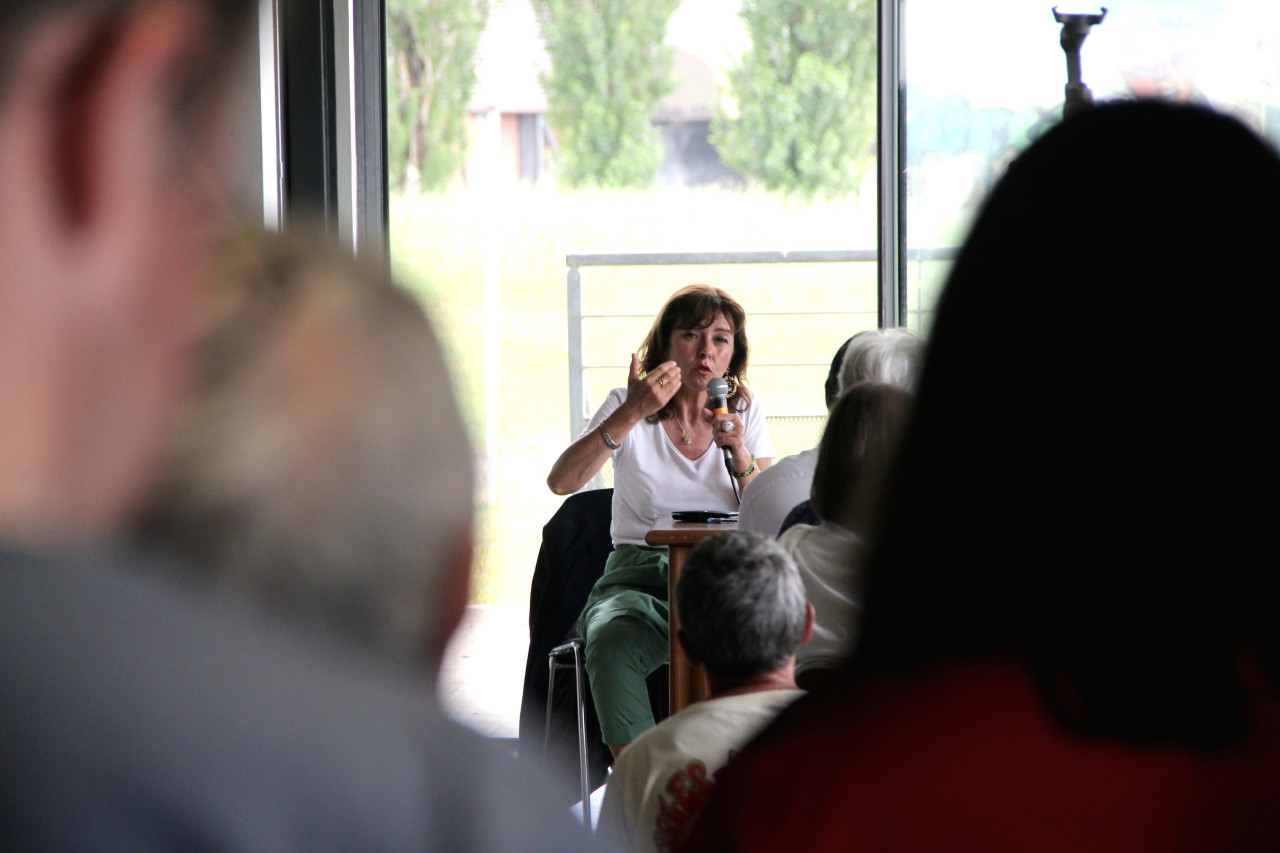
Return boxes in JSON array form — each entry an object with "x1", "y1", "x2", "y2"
[
  {"x1": 650, "y1": 690, "x2": 804, "y2": 737},
  {"x1": 768, "y1": 448, "x2": 819, "y2": 473},
  {"x1": 781, "y1": 521, "x2": 862, "y2": 571},
  {"x1": 736, "y1": 390, "x2": 767, "y2": 417},
  {"x1": 1, "y1": 548, "x2": 416, "y2": 843},
  {"x1": 752, "y1": 688, "x2": 806, "y2": 711},
  {"x1": 624, "y1": 701, "x2": 697, "y2": 755},
  {"x1": 738, "y1": 452, "x2": 816, "y2": 534},
  {"x1": 0, "y1": 547, "x2": 599, "y2": 851},
  {"x1": 706, "y1": 688, "x2": 802, "y2": 704},
  {"x1": 703, "y1": 689, "x2": 806, "y2": 717},
  {"x1": 593, "y1": 387, "x2": 629, "y2": 417},
  {"x1": 584, "y1": 388, "x2": 631, "y2": 437},
  {"x1": 756, "y1": 449, "x2": 818, "y2": 484},
  {"x1": 618, "y1": 696, "x2": 729, "y2": 766},
  {"x1": 778, "y1": 521, "x2": 821, "y2": 547},
  {"x1": 598, "y1": 387, "x2": 628, "y2": 417}
]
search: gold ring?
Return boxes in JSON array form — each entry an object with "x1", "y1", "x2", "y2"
[{"x1": 658, "y1": 377, "x2": 668, "y2": 387}]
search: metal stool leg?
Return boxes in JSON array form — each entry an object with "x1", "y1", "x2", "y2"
[{"x1": 546, "y1": 639, "x2": 592, "y2": 825}]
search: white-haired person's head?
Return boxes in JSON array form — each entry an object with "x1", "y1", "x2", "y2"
[
  {"x1": 131, "y1": 226, "x2": 475, "y2": 670},
  {"x1": 836, "y1": 328, "x2": 925, "y2": 396},
  {"x1": 676, "y1": 531, "x2": 810, "y2": 681}
]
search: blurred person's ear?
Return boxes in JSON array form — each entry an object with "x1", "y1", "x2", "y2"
[
  {"x1": 53, "y1": 0, "x2": 217, "y2": 286},
  {"x1": 799, "y1": 602, "x2": 815, "y2": 645},
  {"x1": 0, "y1": 1, "x2": 223, "y2": 543},
  {"x1": 424, "y1": 535, "x2": 476, "y2": 672}
]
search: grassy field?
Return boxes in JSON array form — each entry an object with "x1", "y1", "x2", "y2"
[{"x1": 389, "y1": 183, "x2": 957, "y2": 605}]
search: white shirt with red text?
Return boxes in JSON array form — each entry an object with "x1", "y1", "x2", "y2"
[{"x1": 598, "y1": 690, "x2": 803, "y2": 853}]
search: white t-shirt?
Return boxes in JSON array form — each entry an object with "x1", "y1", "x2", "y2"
[
  {"x1": 735, "y1": 447, "x2": 818, "y2": 538},
  {"x1": 778, "y1": 521, "x2": 865, "y2": 676},
  {"x1": 598, "y1": 689, "x2": 804, "y2": 853},
  {"x1": 584, "y1": 388, "x2": 775, "y2": 546}
]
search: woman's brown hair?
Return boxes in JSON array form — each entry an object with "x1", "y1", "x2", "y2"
[{"x1": 637, "y1": 285, "x2": 752, "y2": 421}]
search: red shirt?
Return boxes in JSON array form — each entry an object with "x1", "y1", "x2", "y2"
[{"x1": 684, "y1": 658, "x2": 1280, "y2": 852}]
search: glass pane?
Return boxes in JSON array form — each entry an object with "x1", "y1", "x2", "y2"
[
  {"x1": 903, "y1": 0, "x2": 1280, "y2": 333},
  {"x1": 386, "y1": 0, "x2": 881, "y2": 640}
]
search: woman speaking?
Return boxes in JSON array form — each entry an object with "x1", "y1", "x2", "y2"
[{"x1": 547, "y1": 284, "x2": 774, "y2": 756}]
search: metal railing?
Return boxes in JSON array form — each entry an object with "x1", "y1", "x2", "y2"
[{"x1": 565, "y1": 248, "x2": 960, "y2": 445}]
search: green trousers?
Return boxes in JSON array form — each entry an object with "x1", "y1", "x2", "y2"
[{"x1": 576, "y1": 544, "x2": 669, "y2": 745}]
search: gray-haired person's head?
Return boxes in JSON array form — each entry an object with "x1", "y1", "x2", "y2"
[
  {"x1": 677, "y1": 531, "x2": 808, "y2": 679},
  {"x1": 837, "y1": 328, "x2": 925, "y2": 396},
  {"x1": 131, "y1": 226, "x2": 474, "y2": 669}
]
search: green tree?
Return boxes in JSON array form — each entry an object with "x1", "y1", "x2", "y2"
[
  {"x1": 532, "y1": 0, "x2": 678, "y2": 188},
  {"x1": 387, "y1": 0, "x2": 488, "y2": 193},
  {"x1": 713, "y1": 0, "x2": 877, "y2": 198}
]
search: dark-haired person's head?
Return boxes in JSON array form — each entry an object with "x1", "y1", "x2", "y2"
[
  {"x1": 855, "y1": 100, "x2": 1280, "y2": 747},
  {"x1": 677, "y1": 531, "x2": 808, "y2": 681},
  {"x1": 640, "y1": 284, "x2": 752, "y2": 410}
]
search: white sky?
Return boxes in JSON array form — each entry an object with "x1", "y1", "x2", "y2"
[{"x1": 905, "y1": 1, "x2": 1280, "y2": 110}]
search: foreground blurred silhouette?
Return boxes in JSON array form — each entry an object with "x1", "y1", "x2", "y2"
[
  {"x1": 0, "y1": 3, "x2": 599, "y2": 849},
  {"x1": 132, "y1": 227, "x2": 471, "y2": 671},
  {"x1": 685, "y1": 100, "x2": 1280, "y2": 852}
]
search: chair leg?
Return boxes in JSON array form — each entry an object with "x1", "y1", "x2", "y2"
[
  {"x1": 544, "y1": 652, "x2": 559, "y2": 760},
  {"x1": 571, "y1": 640, "x2": 591, "y2": 826},
  {"x1": 546, "y1": 639, "x2": 592, "y2": 825}
]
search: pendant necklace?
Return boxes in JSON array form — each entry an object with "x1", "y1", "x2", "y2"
[{"x1": 676, "y1": 419, "x2": 693, "y2": 445}]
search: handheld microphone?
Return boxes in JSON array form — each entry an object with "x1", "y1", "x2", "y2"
[
  {"x1": 706, "y1": 377, "x2": 733, "y2": 467},
  {"x1": 707, "y1": 377, "x2": 730, "y2": 414}
]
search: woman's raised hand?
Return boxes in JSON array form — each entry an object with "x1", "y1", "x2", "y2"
[{"x1": 627, "y1": 353, "x2": 681, "y2": 418}]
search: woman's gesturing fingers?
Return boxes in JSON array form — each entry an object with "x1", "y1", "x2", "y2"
[
  {"x1": 652, "y1": 361, "x2": 681, "y2": 404},
  {"x1": 627, "y1": 357, "x2": 681, "y2": 416}
]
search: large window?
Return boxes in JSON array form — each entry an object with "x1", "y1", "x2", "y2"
[
  {"x1": 374, "y1": 0, "x2": 1280, "y2": 619},
  {"x1": 385, "y1": 0, "x2": 881, "y2": 611}
]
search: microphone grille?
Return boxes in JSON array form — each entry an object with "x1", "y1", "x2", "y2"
[{"x1": 707, "y1": 377, "x2": 729, "y2": 398}]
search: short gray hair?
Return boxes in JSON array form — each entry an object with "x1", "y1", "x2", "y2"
[
  {"x1": 132, "y1": 226, "x2": 474, "y2": 667},
  {"x1": 676, "y1": 531, "x2": 807, "y2": 679},
  {"x1": 837, "y1": 328, "x2": 925, "y2": 395}
]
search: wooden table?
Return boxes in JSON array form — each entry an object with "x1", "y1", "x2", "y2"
[{"x1": 645, "y1": 517, "x2": 737, "y2": 714}]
